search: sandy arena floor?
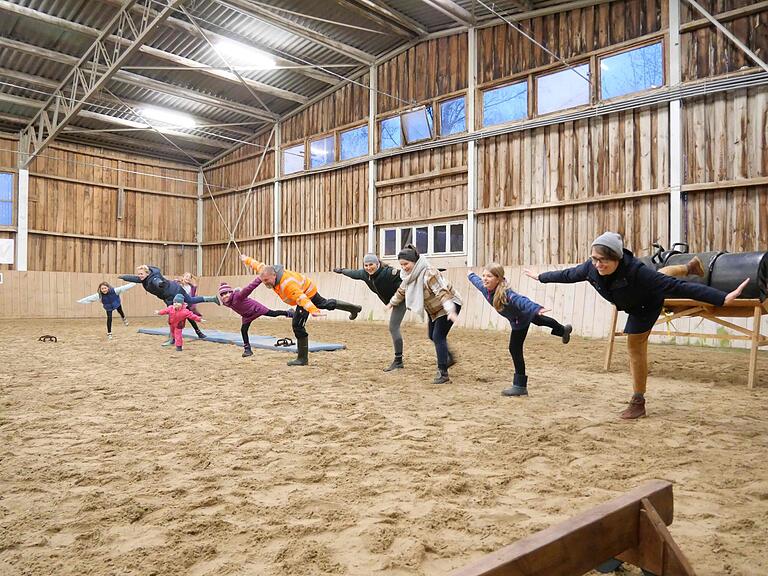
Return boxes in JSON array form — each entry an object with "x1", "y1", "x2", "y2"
[{"x1": 1, "y1": 317, "x2": 767, "y2": 576}]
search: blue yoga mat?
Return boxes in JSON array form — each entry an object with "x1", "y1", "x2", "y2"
[{"x1": 137, "y1": 328, "x2": 345, "y2": 353}]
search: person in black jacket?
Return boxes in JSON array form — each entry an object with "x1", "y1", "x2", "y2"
[
  {"x1": 525, "y1": 232, "x2": 748, "y2": 419},
  {"x1": 120, "y1": 264, "x2": 219, "y2": 345},
  {"x1": 334, "y1": 253, "x2": 405, "y2": 371}
]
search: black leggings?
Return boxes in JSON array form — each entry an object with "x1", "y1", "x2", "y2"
[
  {"x1": 427, "y1": 304, "x2": 461, "y2": 371},
  {"x1": 241, "y1": 310, "x2": 291, "y2": 347},
  {"x1": 292, "y1": 293, "x2": 339, "y2": 339},
  {"x1": 105, "y1": 306, "x2": 125, "y2": 333},
  {"x1": 508, "y1": 315, "x2": 565, "y2": 375}
]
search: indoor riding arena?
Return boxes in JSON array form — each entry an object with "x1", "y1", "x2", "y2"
[{"x1": 1, "y1": 1, "x2": 767, "y2": 575}]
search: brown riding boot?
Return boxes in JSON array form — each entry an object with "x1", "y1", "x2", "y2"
[{"x1": 620, "y1": 395, "x2": 646, "y2": 419}]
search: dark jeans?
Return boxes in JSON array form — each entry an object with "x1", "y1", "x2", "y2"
[
  {"x1": 241, "y1": 310, "x2": 290, "y2": 347},
  {"x1": 508, "y1": 315, "x2": 565, "y2": 375},
  {"x1": 427, "y1": 304, "x2": 461, "y2": 371},
  {"x1": 292, "y1": 293, "x2": 340, "y2": 339},
  {"x1": 105, "y1": 306, "x2": 125, "y2": 333}
]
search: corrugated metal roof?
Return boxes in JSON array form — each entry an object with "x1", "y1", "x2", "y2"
[{"x1": 0, "y1": 0, "x2": 576, "y2": 164}]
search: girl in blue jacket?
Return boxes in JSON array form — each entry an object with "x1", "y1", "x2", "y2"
[
  {"x1": 77, "y1": 281, "x2": 135, "y2": 339},
  {"x1": 469, "y1": 263, "x2": 571, "y2": 397}
]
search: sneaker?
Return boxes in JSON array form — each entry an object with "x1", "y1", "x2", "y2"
[
  {"x1": 161, "y1": 338, "x2": 174, "y2": 347},
  {"x1": 620, "y1": 396, "x2": 646, "y2": 419},
  {"x1": 242, "y1": 347, "x2": 253, "y2": 358},
  {"x1": 433, "y1": 370, "x2": 450, "y2": 384},
  {"x1": 122, "y1": 318, "x2": 130, "y2": 326},
  {"x1": 501, "y1": 385, "x2": 528, "y2": 396},
  {"x1": 107, "y1": 333, "x2": 113, "y2": 340},
  {"x1": 561, "y1": 324, "x2": 573, "y2": 344},
  {"x1": 383, "y1": 357, "x2": 404, "y2": 372},
  {"x1": 195, "y1": 331, "x2": 207, "y2": 339},
  {"x1": 175, "y1": 346, "x2": 183, "y2": 352}
]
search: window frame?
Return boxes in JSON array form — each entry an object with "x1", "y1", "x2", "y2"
[
  {"x1": 0, "y1": 171, "x2": 16, "y2": 230},
  {"x1": 437, "y1": 95, "x2": 467, "y2": 137},
  {"x1": 308, "y1": 132, "x2": 337, "y2": 169},
  {"x1": 597, "y1": 39, "x2": 666, "y2": 102},
  {"x1": 480, "y1": 79, "x2": 530, "y2": 129},
  {"x1": 281, "y1": 142, "x2": 306, "y2": 175},
  {"x1": 379, "y1": 220, "x2": 467, "y2": 258},
  {"x1": 534, "y1": 61, "x2": 592, "y2": 117},
  {"x1": 339, "y1": 123, "x2": 370, "y2": 161},
  {"x1": 400, "y1": 106, "x2": 434, "y2": 145}
]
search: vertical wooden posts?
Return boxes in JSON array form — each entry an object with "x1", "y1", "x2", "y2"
[
  {"x1": 748, "y1": 302, "x2": 762, "y2": 389},
  {"x1": 668, "y1": 0, "x2": 683, "y2": 245},
  {"x1": 16, "y1": 130, "x2": 29, "y2": 271},
  {"x1": 196, "y1": 170, "x2": 203, "y2": 276},
  {"x1": 368, "y1": 64, "x2": 377, "y2": 254},
  {"x1": 466, "y1": 27, "x2": 477, "y2": 267},
  {"x1": 273, "y1": 122, "x2": 281, "y2": 264}
]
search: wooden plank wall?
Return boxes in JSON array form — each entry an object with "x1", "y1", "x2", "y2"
[
  {"x1": 280, "y1": 163, "x2": 369, "y2": 272},
  {"x1": 0, "y1": 134, "x2": 199, "y2": 274},
  {"x1": 376, "y1": 143, "x2": 468, "y2": 226},
  {"x1": 682, "y1": 86, "x2": 768, "y2": 252},
  {"x1": 680, "y1": 0, "x2": 768, "y2": 81},
  {"x1": 281, "y1": 73, "x2": 370, "y2": 145},
  {"x1": 377, "y1": 36, "x2": 467, "y2": 115},
  {"x1": 0, "y1": 135, "x2": 17, "y2": 271},
  {"x1": 477, "y1": 106, "x2": 670, "y2": 265}
]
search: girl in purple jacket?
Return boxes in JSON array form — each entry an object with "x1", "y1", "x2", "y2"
[
  {"x1": 218, "y1": 279, "x2": 293, "y2": 357},
  {"x1": 469, "y1": 263, "x2": 572, "y2": 397}
]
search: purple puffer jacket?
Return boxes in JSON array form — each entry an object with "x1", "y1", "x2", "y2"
[{"x1": 223, "y1": 276, "x2": 272, "y2": 324}]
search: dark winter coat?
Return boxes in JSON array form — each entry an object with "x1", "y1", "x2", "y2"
[
  {"x1": 120, "y1": 265, "x2": 185, "y2": 305},
  {"x1": 538, "y1": 249, "x2": 727, "y2": 333},
  {"x1": 338, "y1": 264, "x2": 402, "y2": 304}
]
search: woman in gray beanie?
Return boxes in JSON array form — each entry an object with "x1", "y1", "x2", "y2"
[
  {"x1": 524, "y1": 232, "x2": 747, "y2": 419},
  {"x1": 334, "y1": 253, "x2": 405, "y2": 371}
]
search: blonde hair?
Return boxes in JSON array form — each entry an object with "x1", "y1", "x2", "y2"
[
  {"x1": 136, "y1": 264, "x2": 150, "y2": 274},
  {"x1": 484, "y1": 262, "x2": 509, "y2": 312}
]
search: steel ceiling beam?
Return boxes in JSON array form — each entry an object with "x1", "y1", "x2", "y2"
[
  {"x1": 18, "y1": 0, "x2": 187, "y2": 166},
  {"x1": 332, "y1": 1, "x2": 420, "y2": 37},
  {"x1": 347, "y1": 0, "x2": 429, "y2": 35},
  {"x1": 216, "y1": 0, "x2": 377, "y2": 65},
  {"x1": 419, "y1": 0, "x2": 475, "y2": 26},
  {"x1": 0, "y1": 1, "x2": 307, "y2": 105},
  {"x1": 97, "y1": 0, "x2": 341, "y2": 86},
  {"x1": 0, "y1": 36, "x2": 277, "y2": 121}
]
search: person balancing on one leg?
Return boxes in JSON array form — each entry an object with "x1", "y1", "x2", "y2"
[{"x1": 240, "y1": 254, "x2": 363, "y2": 366}]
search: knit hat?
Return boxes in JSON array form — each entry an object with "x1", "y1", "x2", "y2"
[
  {"x1": 363, "y1": 253, "x2": 379, "y2": 265},
  {"x1": 591, "y1": 231, "x2": 624, "y2": 259},
  {"x1": 218, "y1": 282, "x2": 234, "y2": 297},
  {"x1": 397, "y1": 244, "x2": 419, "y2": 263},
  {"x1": 173, "y1": 293, "x2": 185, "y2": 304}
]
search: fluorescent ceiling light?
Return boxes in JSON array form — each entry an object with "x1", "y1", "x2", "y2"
[
  {"x1": 141, "y1": 107, "x2": 197, "y2": 129},
  {"x1": 214, "y1": 38, "x2": 276, "y2": 69}
]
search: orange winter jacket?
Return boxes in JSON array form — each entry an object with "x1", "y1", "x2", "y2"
[{"x1": 243, "y1": 257, "x2": 320, "y2": 314}]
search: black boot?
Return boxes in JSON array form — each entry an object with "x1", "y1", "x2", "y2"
[
  {"x1": 383, "y1": 355, "x2": 403, "y2": 372},
  {"x1": 242, "y1": 345, "x2": 253, "y2": 358},
  {"x1": 334, "y1": 300, "x2": 363, "y2": 320},
  {"x1": 433, "y1": 369, "x2": 450, "y2": 384},
  {"x1": 502, "y1": 373, "x2": 528, "y2": 396},
  {"x1": 287, "y1": 337, "x2": 309, "y2": 366},
  {"x1": 561, "y1": 324, "x2": 573, "y2": 344}
]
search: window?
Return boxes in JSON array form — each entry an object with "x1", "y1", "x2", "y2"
[
  {"x1": 401, "y1": 107, "x2": 433, "y2": 144},
  {"x1": 537, "y1": 64, "x2": 590, "y2": 115},
  {"x1": 482, "y1": 81, "x2": 528, "y2": 127},
  {"x1": 384, "y1": 229, "x2": 397, "y2": 256},
  {"x1": 380, "y1": 221, "x2": 466, "y2": 258},
  {"x1": 0, "y1": 173, "x2": 13, "y2": 226},
  {"x1": 380, "y1": 116, "x2": 402, "y2": 150},
  {"x1": 440, "y1": 96, "x2": 466, "y2": 136},
  {"x1": 600, "y1": 42, "x2": 663, "y2": 100},
  {"x1": 283, "y1": 144, "x2": 305, "y2": 175},
  {"x1": 340, "y1": 125, "x2": 369, "y2": 160},
  {"x1": 309, "y1": 135, "x2": 335, "y2": 169}
]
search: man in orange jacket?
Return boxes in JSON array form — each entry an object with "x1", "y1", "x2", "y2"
[{"x1": 241, "y1": 255, "x2": 362, "y2": 366}]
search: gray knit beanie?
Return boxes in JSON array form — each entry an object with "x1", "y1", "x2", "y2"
[
  {"x1": 591, "y1": 231, "x2": 624, "y2": 259},
  {"x1": 363, "y1": 253, "x2": 379, "y2": 265}
]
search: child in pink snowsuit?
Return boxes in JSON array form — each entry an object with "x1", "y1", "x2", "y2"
[{"x1": 155, "y1": 293, "x2": 203, "y2": 351}]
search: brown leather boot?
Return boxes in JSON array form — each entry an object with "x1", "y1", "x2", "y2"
[
  {"x1": 686, "y1": 256, "x2": 705, "y2": 277},
  {"x1": 620, "y1": 395, "x2": 646, "y2": 419}
]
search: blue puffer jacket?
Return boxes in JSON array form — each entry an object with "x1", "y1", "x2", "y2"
[
  {"x1": 100, "y1": 288, "x2": 122, "y2": 312},
  {"x1": 468, "y1": 272, "x2": 542, "y2": 330},
  {"x1": 538, "y1": 249, "x2": 727, "y2": 333}
]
